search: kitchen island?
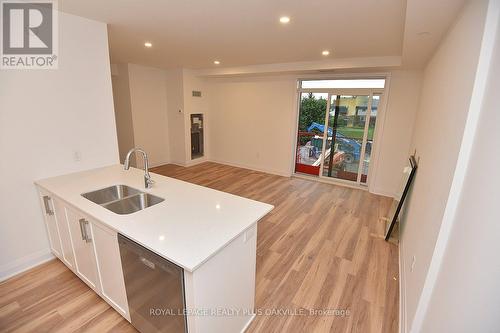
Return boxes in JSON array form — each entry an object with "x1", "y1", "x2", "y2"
[{"x1": 35, "y1": 164, "x2": 273, "y2": 333}]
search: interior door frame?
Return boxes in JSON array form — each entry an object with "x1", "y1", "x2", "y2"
[{"x1": 294, "y1": 77, "x2": 388, "y2": 190}]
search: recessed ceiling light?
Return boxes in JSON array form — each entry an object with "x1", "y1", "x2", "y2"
[
  {"x1": 279, "y1": 16, "x2": 290, "y2": 24},
  {"x1": 322, "y1": 50, "x2": 330, "y2": 56},
  {"x1": 214, "y1": 60, "x2": 220, "y2": 65},
  {"x1": 144, "y1": 42, "x2": 152, "y2": 48}
]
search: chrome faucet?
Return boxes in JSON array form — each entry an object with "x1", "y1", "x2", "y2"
[{"x1": 124, "y1": 148, "x2": 155, "y2": 189}]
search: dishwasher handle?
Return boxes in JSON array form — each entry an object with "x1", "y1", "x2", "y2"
[
  {"x1": 118, "y1": 234, "x2": 183, "y2": 275},
  {"x1": 138, "y1": 255, "x2": 181, "y2": 275}
]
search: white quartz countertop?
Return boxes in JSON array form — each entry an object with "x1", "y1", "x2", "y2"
[{"x1": 35, "y1": 164, "x2": 274, "y2": 272}]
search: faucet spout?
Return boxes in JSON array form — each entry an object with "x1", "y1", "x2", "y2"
[{"x1": 123, "y1": 148, "x2": 155, "y2": 189}]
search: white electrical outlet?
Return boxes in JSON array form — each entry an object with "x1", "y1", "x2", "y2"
[{"x1": 73, "y1": 150, "x2": 81, "y2": 162}]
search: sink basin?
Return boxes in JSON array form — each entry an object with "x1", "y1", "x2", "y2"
[
  {"x1": 102, "y1": 193, "x2": 164, "y2": 215},
  {"x1": 81, "y1": 185, "x2": 164, "y2": 215},
  {"x1": 82, "y1": 185, "x2": 140, "y2": 205}
]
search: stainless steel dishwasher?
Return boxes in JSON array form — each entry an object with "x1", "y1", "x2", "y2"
[{"x1": 118, "y1": 234, "x2": 187, "y2": 333}]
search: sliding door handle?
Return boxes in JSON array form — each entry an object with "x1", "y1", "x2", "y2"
[{"x1": 43, "y1": 196, "x2": 54, "y2": 216}]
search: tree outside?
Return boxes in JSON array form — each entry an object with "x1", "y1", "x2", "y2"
[
  {"x1": 299, "y1": 93, "x2": 373, "y2": 140},
  {"x1": 298, "y1": 92, "x2": 327, "y2": 131}
]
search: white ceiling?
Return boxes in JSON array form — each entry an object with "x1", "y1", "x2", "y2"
[
  {"x1": 60, "y1": 0, "x2": 464, "y2": 70},
  {"x1": 402, "y1": 0, "x2": 465, "y2": 68}
]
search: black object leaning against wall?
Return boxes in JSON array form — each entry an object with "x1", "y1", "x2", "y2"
[{"x1": 385, "y1": 155, "x2": 418, "y2": 241}]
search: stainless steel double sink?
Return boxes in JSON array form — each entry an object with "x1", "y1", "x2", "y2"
[{"x1": 82, "y1": 185, "x2": 164, "y2": 215}]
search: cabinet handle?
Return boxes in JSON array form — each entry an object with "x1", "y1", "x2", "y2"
[
  {"x1": 84, "y1": 220, "x2": 92, "y2": 243},
  {"x1": 43, "y1": 196, "x2": 54, "y2": 216},
  {"x1": 78, "y1": 218, "x2": 86, "y2": 241},
  {"x1": 78, "y1": 219, "x2": 92, "y2": 243}
]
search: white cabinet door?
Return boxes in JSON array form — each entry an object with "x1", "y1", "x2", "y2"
[
  {"x1": 39, "y1": 191, "x2": 63, "y2": 258},
  {"x1": 52, "y1": 199, "x2": 75, "y2": 270},
  {"x1": 92, "y1": 222, "x2": 130, "y2": 320},
  {"x1": 66, "y1": 207, "x2": 100, "y2": 291}
]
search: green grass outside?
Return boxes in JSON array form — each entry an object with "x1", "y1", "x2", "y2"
[{"x1": 336, "y1": 126, "x2": 374, "y2": 140}]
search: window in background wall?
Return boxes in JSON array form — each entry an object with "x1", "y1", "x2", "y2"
[
  {"x1": 301, "y1": 79, "x2": 386, "y2": 89},
  {"x1": 295, "y1": 92, "x2": 328, "y2": 175},
  {"x1": 295, "y1": 79, "x2": 385, "y2": 187}
]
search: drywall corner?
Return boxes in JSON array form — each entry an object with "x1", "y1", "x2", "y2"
[{"x1": 165, "y1": 68, "x2": 187, "y2": 165}]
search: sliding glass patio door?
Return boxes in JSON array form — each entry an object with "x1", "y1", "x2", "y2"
[
  {"x1": 295, "y1": 92, "x2": 328, "y2": 176},
  {"x1": 321, "y1": 94, "x2": 373, "y2": 184},
  {"x1": 295, "y1": 84, "x2": 382, "y2": 186}
]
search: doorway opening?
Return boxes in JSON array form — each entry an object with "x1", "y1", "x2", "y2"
[{"x1": 294, "y1": 78, "x2": 385, "y2": 187}]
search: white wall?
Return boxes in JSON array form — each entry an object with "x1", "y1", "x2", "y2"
[
  {"x1": 420, "y1": 3, "x2": 500, "y2": 330},
  {"x1": 183, "y1": 69, "x2": 210, "y2": 165},
  {"x1": 398, "y1": 1, "x2": 489, "y2": 331},
  {"x1": 111, "y1": 66, "x2": 422, "y2": 190},
  {"x1": 207, "y1": 75, "x2": 297, "y2": 176},
  {"x1": 128, "y1": 64, "x2": 170, "y2": 167},
  {"x1": 111, "y1": 67, "x2": 209, "y2": 168},
  {"x1": 111, "y1": 63, "x2": 135, "y2": 163},
  {"x1": 165, "y1": 68, "x2": 186, "y2": 165},
  {"x1": 206, "y1": 71, "x2": 422, "y2": 186},
  {"x1": 0, "y1": 13, "x2": 119, "y2": 280},
  {"x1": 370, "y1": 70, "x2": 422, "y2": 196}
]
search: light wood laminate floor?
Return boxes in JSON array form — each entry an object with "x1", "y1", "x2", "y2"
[{"x1": 0, "y1": 162, "x2": 398, "y2": 333}]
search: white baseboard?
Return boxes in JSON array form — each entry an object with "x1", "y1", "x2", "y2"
[
  {"x1": 148, "y1": 159, "x2": 171, "y2": 168},
  {"x1": 209, "y1": 159, "x2": 292, "y2": 178},
  {"x1": 369, "y1": 186, "x2": 396, "y2": 198},
  {"x1": 399, "y1": 238, "x2": 407, "y2": 333},
  {"x1": 167, "y1": 161, "x2": 187, "y2": 167},
  {"x1": 185, "y1": 156, "x2": 209, "y2": 167},
  {"x1": 154, "y1": 160, "x2": 203, "y2": 168},
  {"x1": 155, "y1": 158, "x2": 292, "y2": 178},
  {"x1": 0, "y1": 248, "x2": 54, "y2": 282}
]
